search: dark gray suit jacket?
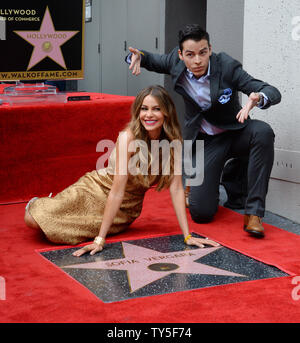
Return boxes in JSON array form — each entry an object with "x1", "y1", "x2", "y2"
[{"x1": 140, "y1": 47, "x2": 281, "y2": 142}]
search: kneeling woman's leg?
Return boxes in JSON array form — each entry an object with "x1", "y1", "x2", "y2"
[
  {"x1": 24, "y1": 208, "x2": 40, "y2": 229},
  {"x1": 22, "y1": 171, "x2": 135, "y2": 245}
]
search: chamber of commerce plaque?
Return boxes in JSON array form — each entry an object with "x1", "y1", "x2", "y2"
[{"x1": 0, "y1": 0, "x2": 84, "y2": 81}]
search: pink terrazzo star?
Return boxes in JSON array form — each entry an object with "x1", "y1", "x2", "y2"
[
  {"x1": 64, "y1": 242, "x2": 245, "y2": 293},
  {"x1": 14, "y1": 7, "x2": 79, "y2": 70}
]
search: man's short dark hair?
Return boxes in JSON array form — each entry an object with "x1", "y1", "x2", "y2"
[{"x1": 178, "y1": 24, "x2": 210, "y2": 51}]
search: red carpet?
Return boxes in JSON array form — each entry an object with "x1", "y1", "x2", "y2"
[{"x1": 1, "y1": 189, "x2": 300, "y2": 323}]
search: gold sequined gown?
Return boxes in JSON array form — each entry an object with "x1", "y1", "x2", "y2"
[{"x1": 29, "y1": 148, "x2": 158, "y2": 245}]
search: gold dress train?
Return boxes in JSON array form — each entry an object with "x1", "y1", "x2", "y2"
[{"x1": 29, "y1": 149, "x2": 158, "y2": 245}]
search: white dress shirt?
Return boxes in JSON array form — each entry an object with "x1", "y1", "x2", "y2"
[{"x1": 178, "y1": 63, "x2": 226, "y2": 135}]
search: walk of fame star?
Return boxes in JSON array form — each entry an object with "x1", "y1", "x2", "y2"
[
  {"x1": 39, "y1": 234, "x2": 288, "y2": 303},
  {"x1": 14, "y1": 7, "x2": 79, "y2": 70},
  {"x1": 63, "y1": 242, "x2": 246, "y2": 293}
]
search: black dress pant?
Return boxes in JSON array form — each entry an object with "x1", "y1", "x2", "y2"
[
  {"x1": 187, "y1": 119, "x2": 275, "y2": 222},
  {"x1": 221, "y1": 156, "x2": 249, "y2": 209}
]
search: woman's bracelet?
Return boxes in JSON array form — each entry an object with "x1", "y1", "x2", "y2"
[
  {"x1": 94, "y1": 236, "x2": 105, "y2": 246},
  {"x1": 184, "y1": 234, "x2": 192, "y2": 243}
]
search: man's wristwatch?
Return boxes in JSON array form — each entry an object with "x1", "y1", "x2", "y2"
[{"x1": 256, "y1": 92, "x2": 264, "y2": 107}]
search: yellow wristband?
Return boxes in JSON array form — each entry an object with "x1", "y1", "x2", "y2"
[
  {"x1": 94, "y1": 236, "x2": 105, "y2": 246},
  {"x1": 138, "y1": 50, "x2": 145, "y2": 56},
  {"x1": 184, "y1": 234, "x2": 192, "y2": 243}
]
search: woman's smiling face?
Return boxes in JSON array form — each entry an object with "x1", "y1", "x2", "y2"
[{"x1": 139, "y1": 95, "x2": 165, "y2": 139}]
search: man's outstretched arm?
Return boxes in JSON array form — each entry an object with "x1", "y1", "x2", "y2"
[{"x1": 126, "y1": 46, "x2": 179, "y2": 75}]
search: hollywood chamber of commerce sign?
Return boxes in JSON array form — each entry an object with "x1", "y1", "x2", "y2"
[{"x1": 0, "y1": 0, "x2": 84, "y2": 81}]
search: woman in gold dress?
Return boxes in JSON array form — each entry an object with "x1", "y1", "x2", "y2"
[{"x1": 24, "y1": 85, "x2": 219, "y2": 256}]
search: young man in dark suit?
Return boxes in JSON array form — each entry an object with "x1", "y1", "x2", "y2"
[{"x1": 127, "y1": 24, "x2": 281, "y2": 238}]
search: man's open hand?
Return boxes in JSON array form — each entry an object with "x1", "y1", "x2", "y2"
[
  {"x1": 128, "y1": 47, "x2": 142, "y2": 75},
  {"x1": 236, "y1": 92, "x2": 261, "y2": 123}
]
